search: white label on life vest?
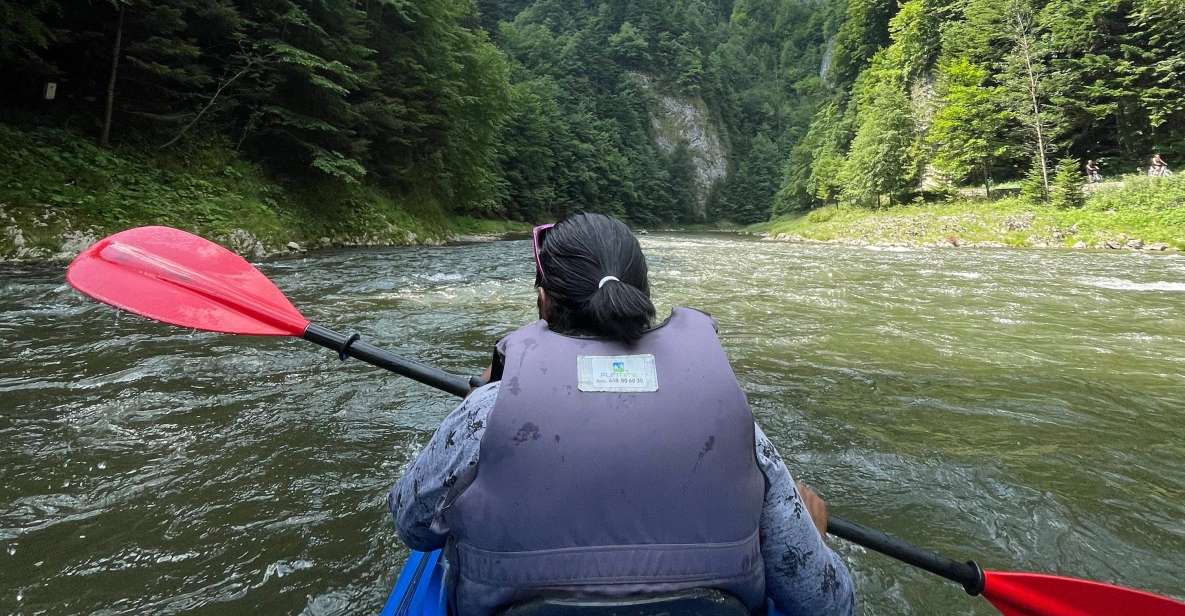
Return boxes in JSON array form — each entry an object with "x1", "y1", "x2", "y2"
[{"x1": 577, "y1": 354, "x2": 659, "y2": 392}]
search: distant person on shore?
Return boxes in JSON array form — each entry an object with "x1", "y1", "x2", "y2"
[
  {"x1": 1086, "y1": 160, "x2": 1102, "y2": 183},
  {"x1": 1149, "y1": 153, "x2": 1171, "y2": 177}
]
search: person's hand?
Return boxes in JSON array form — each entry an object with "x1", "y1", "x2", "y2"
[
  {"x1": 467, "y1": 365, "x2": 493, "y2": 397},
  {"x1": 796, "y1": 480, "x2": 829, "y2": 538}
]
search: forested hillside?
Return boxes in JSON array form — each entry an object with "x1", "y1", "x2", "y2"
[
  {"x1": 780, "y1": 0, "x2": 1185, "y2": 211},
  {"x1": 1, "y1": 0, "x2": 841, "y2": 228},
  {"x1": 2, "y1": 0, "x2": 510, "y2": 213},
  {"x1": 479, "y1": 0, "x2": 841, "y2": 223},
  {"x1": 3, "y1": 0, "x2": 1182, "y2": 233}
]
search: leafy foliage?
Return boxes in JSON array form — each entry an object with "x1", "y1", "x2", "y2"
[
  {"x1": 928, "y1": 59, "x2": 1011, "y2": 193},
  {"x1": 4, "y1": 0, "x2": 1182, "y2": 227},
  {"x1": 781, "y1": 0, "x2": 1185, "y2": 216},
  {"x1": 2, "y1": 0, "x2": 512, "y2": 216},
  {"x1": 1050, "y1": 158, "x2": 1085, "y2": 208},
  {"x1": 841, "y1": 84, "x2": 917, "y2": 206}
]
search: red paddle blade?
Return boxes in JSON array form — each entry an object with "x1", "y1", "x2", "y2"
[
  {"x1": 66, "y1": 226, "x2": 309, "y2": 336},
  {"x1": 984, "y1": 571, "x2": 1185, "y2": 616}
]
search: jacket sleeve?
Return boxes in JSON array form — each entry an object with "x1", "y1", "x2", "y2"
[
  {"x1": 388, "y1": 383, "x2": 499, "y2": 551},
  {"x1": 755, "y1": 423, "x2": 856, "y2": 616}
]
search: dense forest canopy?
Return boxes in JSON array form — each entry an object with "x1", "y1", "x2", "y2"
[
  {"x1": 781, "y1": 0, "x2": 1185, "y2": 210},
  {"x1": 2, "y1": 0, "x2": 1182, "y2": 225}
]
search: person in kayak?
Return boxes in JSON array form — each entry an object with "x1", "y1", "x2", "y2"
[{"x1": 389, "y1": 213, "x2": 854, "y2": 615}]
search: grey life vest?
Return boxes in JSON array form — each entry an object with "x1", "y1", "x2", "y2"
[{"x1": 442, "y1": 307, "x2": 766, "y2": 615}]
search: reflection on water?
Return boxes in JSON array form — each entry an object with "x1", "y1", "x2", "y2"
[{"x1": 2, "y1": 236, "x2": 1183, "y2": 615}]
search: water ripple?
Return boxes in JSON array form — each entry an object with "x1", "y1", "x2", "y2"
[{"x1": 1, "y1": 236, "x2": 1183, "y2": 614}]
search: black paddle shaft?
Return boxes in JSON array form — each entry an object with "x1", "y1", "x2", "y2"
[
  {"x1": 303, "y1": 322, "x2": 986, "y2": 595},
  {"x1": 303, "y1": 323, "x2": 481, "y2": 398},
  {"x1": 827, "y1": 516, "x2": 985, "y2": 595}
]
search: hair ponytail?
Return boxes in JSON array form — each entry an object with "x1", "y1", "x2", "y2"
[
  {"x1": 537, "y1": 213, "x2": 656, "y2": 343},
  {"x1": 584, "y1": 278, "x2": 656, "y2": 343}
]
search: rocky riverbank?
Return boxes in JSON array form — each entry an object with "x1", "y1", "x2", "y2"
[
  {"x1": 0, "y1": 126, "x2": 526, "y2": 264},
  {"x1": 0, "y1": 203, "x2": 525, "y2": 264}
]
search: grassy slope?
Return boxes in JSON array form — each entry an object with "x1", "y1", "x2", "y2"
[
  {"x1": 752, "y1": 176, "x2": 1185, "y2": 250},
  {"x1": 0, "y1": 125, "x2": 527, "y2": 261}
]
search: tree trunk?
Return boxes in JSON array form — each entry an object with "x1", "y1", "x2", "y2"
[
  {"x1": 161, "y1": 59, "x2": 260, "y2": 149},
  {"x1": 100, "y1": 3, "x2": 125, "y2": 148},
  {"x1": 982, "y1": 162, "x2": 992, "y2": 199},
  {"x1": 1011, "y1": 3, "x2": 1050, "y2": 195}
]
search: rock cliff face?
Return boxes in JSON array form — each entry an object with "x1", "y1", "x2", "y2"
[
  {"x1": 819, "y1": 34, "x2": 836, "y2": 82},
  {"x1": 631, "y1": 73, "x2": 728, "y2": 219}
]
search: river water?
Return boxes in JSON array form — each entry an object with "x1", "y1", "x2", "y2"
[{"x1": 2, "y1": 234, "x2": 1184, "y2": 615}]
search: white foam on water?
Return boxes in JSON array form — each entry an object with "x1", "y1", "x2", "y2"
[
  {"x1": 1078, "y1": 277, "x2": 1185, "y2": 292},
  {"x1": 863, "y1": 245, "x2": 914, "y2": 253},
  {"x1": 425, "y1": 272, "x2": 466, "y2": 282}
]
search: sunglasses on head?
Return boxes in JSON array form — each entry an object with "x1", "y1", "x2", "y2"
[{"x1": 532, "y1": 223, "x2": 555, "y2": 283}]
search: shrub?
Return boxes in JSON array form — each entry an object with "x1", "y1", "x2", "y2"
[
  {"x1": 1050, "y1": 158, "x2": 1085, "y2": 209},
  {"x1": 807, "y1": 207, "x2": 837, "y2": 223},
  {"x1": 1019, "y1": 162, "x2": 1049, "y2": 204}
]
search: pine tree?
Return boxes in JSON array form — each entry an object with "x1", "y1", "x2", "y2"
[
  {"x1": 1019, "y1": 160, "x2": 1049, "y2": 203},
  {"x1": 1050, "y1": 157, "x2": 1085, "y2": 209},
  {"x1": 0, "y1": 1, "x2": 57, "y2": 65},
  {"x1": 841, "y1": 83, "x2": 917, "y2": 206},
  {"x1": 667, "y1": 140, "x2": 699, "y2": 222},
  {"x1": 719, "y1": 133, "x2": 783, "y2": 223}
]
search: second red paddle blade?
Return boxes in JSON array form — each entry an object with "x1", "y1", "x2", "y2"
[
  {"x1": 66, "y1": 226, "x2": 309, "y2": 336},
  {"x1": 983, "y1": 571, "x2": 1185, "y2": 616}
]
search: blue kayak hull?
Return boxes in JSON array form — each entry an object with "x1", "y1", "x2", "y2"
[
  {"x1": 381, "y1": 550, "x2": 446, "y2": 616},
  {"x1": 382, "y1": 550, "x2": 786, "y2": 615}
]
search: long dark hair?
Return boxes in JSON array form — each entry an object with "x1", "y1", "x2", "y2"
[{"x1": 537, "y1": 213, "x2": 656, "y2": 343}]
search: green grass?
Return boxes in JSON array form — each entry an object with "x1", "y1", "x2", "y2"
[
  {"x1": 751, "y1": 176, "x2": 1185, "y2": 250},
  {"x1": 0, "y1": 125, "x2": 520, "y2": 260}
]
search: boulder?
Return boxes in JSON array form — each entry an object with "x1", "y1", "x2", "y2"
[
  {"x1": 286, "y1": 241, "x2": 303, "y2": 251},
  {"x1": 221, "y1": 228, "x2": 267, "y2": 258},
  {"x1": 1003, "y1": 213, "x2": 1035, "y2": 231},
  {"x1": 1072, "y1": 241, "x2": 1087, "y2": 249},
  {"x1": 1104, "y1": 240, "x2": 1121, "y2": 249},
  {"x1": 1125, "y1": 239, "x2": 1144, "y2": 250},
  {"x1": 55, "y1": 230, "x2": 99, "y2": 260},
  {"x1": 1146, "y1": 243, "x2": 1170, "y2": 251}
]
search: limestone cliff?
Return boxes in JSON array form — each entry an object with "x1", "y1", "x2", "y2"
[{"x1": 630, "y1": 73, "x2": 728, "y2": 219}]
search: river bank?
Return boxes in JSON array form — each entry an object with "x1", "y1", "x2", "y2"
[
  {"x1": 0, "y1": 125, "x2": 527, "y2": 263},
  {"x1": 752, "y1": 176, "x2": 1185, "y2": 252}
]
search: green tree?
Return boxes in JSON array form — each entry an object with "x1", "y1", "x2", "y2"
[
  {"x1": 719, "y1": 132, "x2": 783, "y2": 223},
  {"x1": 609, "y1": 21, "x2": 650, "y2": 66},
  {"x1": 496, "y1": 78, "x2": 565, "y2": 221},
  {"x1": 1050, "y1": 157, "x2": 1085, "y2": 209},
  {"x1": 666, "y1": 140, "x2": 699, "y2": 222},
  {"x1": 776, "y1": 101, "x2": 852, "y2": 212},
  {"x1": 1128, "y1": 0, "x2": 1185, "y2": 158},
  {"x1": 841, "y1": 84, "x2": 917, "y2": 206},
  {"x1": 928, "y1": 58, "x2": 1011, "y2": 195},
  {"x1": 1002, "y1": 0, "x2": 1057, "y2": 194},
  {"x1": 0, "y1": 1, "x2": 57, "y2": 65},
  {"x1": 829, "y1": 0, "x2": 897, "y2": 87},
  {"x1": 1019, "y1": 159, "x2": 1049, "y2": 202}
]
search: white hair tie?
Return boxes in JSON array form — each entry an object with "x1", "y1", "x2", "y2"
[{"x1": 598, "y1": 276, "x2": 620, "y2": 289}]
